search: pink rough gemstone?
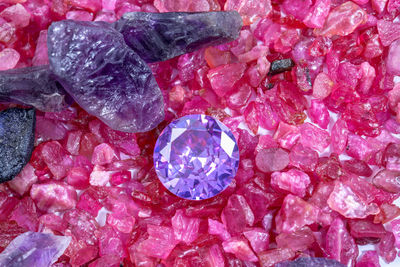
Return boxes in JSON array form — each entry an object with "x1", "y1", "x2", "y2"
[
  {"x1": 222, "y1": 237, "x2": 258, "y2": 262},
  {"x1": 208, "y1": 219, "x2": 231, "y2": 241},
  {"x1": 383, "y1": 143, "x2": 400, "y2": 171},
  {"x1": 259, "y1": 248, "x2": 296, "y2": 267},
  {"x1": 355, "y1": 251, "x2": 380, "y2": 267},
  {"x1": 222, "y1": 194, "x2": 255, "y2": 236},
  {"x1": 289, "y1": 143, "x2": 319, "y2": 172},
  {"x1": 154, "y1": 0, "x2": 220, "y2": 12},
  {"x1": 66, "y1": 167, "x2": 90, "y2": 190},
  {"x1": 271, "y1": 168, "x2": 311, "y2": 197},
  {"x1": 89, "y1": 165, "x2": 112, "y2": 186},
  {"x1": 0, "y1": 48, "x2": 19, "y2": 70},
  {"x1": 10, "y1": 197, "x2": 38, "y2": 231},
  {"x1": 299, "y1": 122, "x2": 331, "y2": 152},
  {"x1": 39, "y1": 213, "x2": 68, "y2": 233},
  {"x1": 30, "y1": 182, "x2": 78, "y2": 212},
  {"x1": 32, "y1": 30, "x2": 49, "y2": 66},
  {"x1": 99, "y1": 225, "x2": 127, "y2": 258},
  {"x1": 372, "y1": 0, "x2": 388, "y2": 13},
  {"x1": 315, "y1": 1, "x2": 368, "y2": 37},
  {"x1": 208, "y1": 244, "x2": 225, "y2": 267},
  {"x1": 282, "y1": 0, "x2": 312, "y2": 20},
  {"x1": 303, "y1": 0, "x2": 331, "y2": 28},
  {"x1": 349, "y1": 219, "x2": 386, "y2": 239},
  {"x1": 275, "y1": 194, "x2": 319, "y2": 233},
  {"x1": 378, "y1": 231, "x2": 397, "y2": 263},
  {"x1": 255, "y1": 148, "x2": 289, "y2": 173},
  {"x1": 392, "y1": 219, "x2": 400, "y2": 249},
  {"x1": 171, "y1": 209, "x2": 201, "y2": 245},
  {"x1": 372, "y1": 169, "x2": 400, "y2": 193},
  {"x1": 243, "y1": 228, "x2": 269, "y2": 253},
  {"x1": 68, "y1": 0, "x2": 102, "y2": 12},
  {"x1": 358, "y1": 62, "x2": 376, "y2": 95},
  {"x1": 308, "y1": 99, "x2": 330, "y2": 129},
  {"x1": 0, "y1": 3, "x2": 30, "y2": 28},
  {"x1": 331, "y1": 118, "x2": 349, "y2": 154},
  {"x1": 91, "y1": 143, "x2": 116, "y2": 165},
  {"x1": 66, "y1": 10, "x2": 94, "y2": 21},
  {"x1": 312, "y1": 72, "x2": 334, "y2": 99},
  {"x1": 41, "y1": 141, "x2": 73, "y2": 179},
  {"x1": 273, "y1": 122, "x2": 300, "y2": 149},
  {"x1": 226, "y1": 83, "x2": 252, "y2": 109},
  {"x1": 207, "y1": 63, "x2": 246, "y2": 97},
  {"x1": 137, "y1": 225, "x2": 178, "y2": 259},
  {"x1": 109, "y1": 170, "x2": 131, "y2": 186},
  {"x1": 106, "y1": 212, "x2": 135, "y2": 234},
  {"x1": 7, "y1": 163, "x2": 37, "y2": 196},
  {"x1": 327, "y1": 182, "x2": 379, "y2": 218},
  {"x1": 77, "y1": 191, "x2": 103, "y2": 217},
  {"x1": 325, "y1": 218, "x2": 358, "y2": 266},
  {"x1": 224, "y1": 0, "x2": 272, "y2": 25},
  {"x1": 377, "y1": 20, "x2": 400, "y2": 47},
  {"x1": 276, "y1": 226, "x2": 315, "y2": 251},
  {"x1": 387, "y1": 38, "x2": 400, "y2": 75}
]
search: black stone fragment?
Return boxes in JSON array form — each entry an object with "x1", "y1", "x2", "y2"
[
  {"x1": 0, "y1": 65, "x2": 71, "y2": 112},
  {"x1": 268, "y1": 59, "x2": 295, "y2": 76},
  {"x1": 0, "y1": 108, "x2": 35, "y2": 183},
  {"x1": 113, "y1": 11, "x2": 243, "y2": 63}
]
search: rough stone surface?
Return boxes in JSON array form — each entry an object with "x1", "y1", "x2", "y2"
[
  {"x1": 154, "y1": 114, "x2": 239, "y2": 200},
  {"x1": 0, "y1": 231, "x2": 70, "y2": 266},
  {"x1": 47, "y1": 20, "x2": 164, "y2": 133},
  {"x1": 0, "y1": 108, "x2": 35, "y2": 183},
  {"x1": 0, "y1": 65, "x2": 70, "y2": 112},
  {"x1": 276, "y1": 257, "x2": 346, "y2": 267},
  {"x1": 114, "y1": 11, "x2": 242, "y2": 63}
]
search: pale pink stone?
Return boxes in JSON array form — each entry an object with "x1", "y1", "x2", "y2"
[
  {"x1": 256, "y1": 134, "x2": 278, "y2": 152},
  {"x1": 275, "y1": 194, "x2": 319, "y2": 233},
  {"x1": 94, "y1": 11, "x2": 117, "y2": 23},
  {"x1": 391, "y1": 219, "x2": 400, "y2": 249},
  {"x1": 271, "y1": 169, "x2": 311, "y2": 198},
  {"x1": 89, "y1": 165, "x2": 112, "y2": 186},
  {"x1": 106, "y1": 213, "x2": 135, "y2": 233},
  {"x1": 154, "y1": 0, "x2": 220, "y2": 12},
  {"x1": 30, "y1": 182, "x2": 78, "y2": 212},
  {"x1": 66, "y1": 130, "x2": 83, "y2": 155},
  {"x1": 208, "y1": 219, "x2": 232, "y2": 241},
  {"x1": 243, "y1": 228, "x2": 269, "y2": 253},
  {"x1": 346, "y1": 133, "x2": 374, "y2": 161},
  {"x1": 208, "y1": 244, "x2": 225, "y2": 267},
  {"x1": 32, "y1": 30, "x2": 49, "y2": 66},
  {"x1": 327, "y1": 182, "x2": 379, "y2": 219},
  {"x1": 221, "y1": 194, "x2": 255, "y2": 236},
  {"x1": 68, "y1": 0, "x2": 102, "y2": 12},
  {"x1": 224, "y1": 0, "x2": 272, "y2": 25},
  {"x1": 102, "y1": 0, "x2": 116, "y2": 10},
  {"x1": 66, "y1": 10, "x2": 94, "y2": 21},
  {"x1": 377, "y1": 19, "x2": 400, "y2": 47},
  {"x1": 0, "y1": 18, "x2": 15, "y2": 44},
  {"x1": 137, "y1": 225, "x2": 178, "y2": 259},
  {"x1": 255, "y1": 148, "x2": 289, "y2": 173},
  {"x1": 358, "y1": 62, "x2": 376, "y2": 94},
  {"x1": 387, "y1": 38, "x2": 400, "y2": 75},
  {"x1": 0, "y1": 3, "x2": 30, "y2": 28},
  {"x1": 331, "y1": 118, "x2": 349, "y2": 154},
  {"x1": 308, "y1": 99, "x2": 330, "y2": 129},
  {"x1": 222, "y1": 237, "x2": 258, "y2": 262},
  {"x1": 273, "y1": 122, "x2": 300, "y2": 149},
  {"x1": 0, "y1": 48, "x2": 19, "y2": 70},
  {"x1": 315, "y1": 1, "x2": 367, "y2": 37},
  {"x1": 303, "y1": 0, "x2": 331, "y2": 28},
  {"x1": 372, "y1": 0, "x2": 388, "y2": 13},
  {"x1": 388, "y1": 83, "x2": 400, "y2": 112},
  {"x1": 7, "y1": 163, "x2": 37, "y2": 196},
  {"x1": 299, "y1": 122, "x2": 331, "y2": 152},
  {"x1": 39, "y1": 213, "x2": 68, "y2": 232},
  {"x1": 41, "y1": 141, "x2": 73, "y2": 179},
  {"x1": 312, "y1": 72, "x2": 334, "y2": 99},
  {"x1": 91, "y1": 143, "x2": 116, "y2": 165},
  {"x1": 99, "y1": 226, "x2": 127, "y2": 258},
  {"x1": 171, "y1": 209, "x2": 201, "y2": 245}
]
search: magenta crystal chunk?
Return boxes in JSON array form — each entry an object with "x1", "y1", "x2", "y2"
[{"x1": 154, "y1": 114, "x2": 239, "y2": 200}]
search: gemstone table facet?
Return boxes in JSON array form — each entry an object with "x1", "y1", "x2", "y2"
[{"x1": 154, "y1": 114, "x2": 240, "y2": 200}]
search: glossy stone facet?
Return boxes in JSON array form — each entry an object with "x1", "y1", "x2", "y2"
[{"x1": 154, "y1": 114, "x2": 239, "y2": 200}]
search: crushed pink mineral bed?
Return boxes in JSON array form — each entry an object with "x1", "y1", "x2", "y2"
[{"x1": 1, "y1": 0, "x2": 400, "y2": 266}]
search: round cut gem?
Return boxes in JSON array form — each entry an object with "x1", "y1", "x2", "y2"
[{"x1": 154, "y1": 114, "x2": 240, "y2": 200}]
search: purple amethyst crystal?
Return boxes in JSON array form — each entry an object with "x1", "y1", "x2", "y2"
[
  {"x1": 113, "y1": 11, "x2": 243, "y2": 63},
  {"x1": 47, "y1": 20, "x2": 164, "y2": 133},
  {"x1": 154, "y1": 114, "x2": 239, "y2": 200},
  {"x1": 0, "y1": 231, "x2": 70, "y2": 267},
  {"x1": 0, "y1": 65, "x2": 71, "y2": 112},
  {"x1": 0, "y1": 108, "x2": 35, "y2": 183},
  {"x1": 275, "y1": 257, "x2": 346, "y2": 267}
]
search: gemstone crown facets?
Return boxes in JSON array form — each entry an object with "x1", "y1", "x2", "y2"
[{"x1": 154, "y1": 114, "x2": 239, "y2": 200}]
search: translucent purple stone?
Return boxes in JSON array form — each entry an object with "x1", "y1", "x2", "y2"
[
  {"x1": 154, "y1": 114, "x2": 239, "y2": 200},
  {"x1": 0, "y1": 231, "x2": 71, "y2": 266},
  {"x1": 113, "y1": 11, "x2": 243, "y2": 63},
  {"x1": 275, "y1": 257, "x2": 346, "y2": 267}
]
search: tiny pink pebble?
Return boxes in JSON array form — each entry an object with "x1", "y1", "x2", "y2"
[{"x1": 0, "y1": 48, "x2": 19, "y2": 70}]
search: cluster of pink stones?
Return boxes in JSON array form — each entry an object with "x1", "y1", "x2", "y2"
[{"x1": 1, "y1": 0, "x2": 400, "y2": 266}]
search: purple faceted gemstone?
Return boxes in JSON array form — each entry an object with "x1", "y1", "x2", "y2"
[{"x1": 154, "y1": 114, "x2": 239, "y2": 200}]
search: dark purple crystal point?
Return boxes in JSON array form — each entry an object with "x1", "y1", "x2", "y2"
[
  {"x1": 47, "y1": 20, "x2": 164, "y2": 133},
  {"x1": 154, "y1": 114, "x2": 239, "y2": 200},
  {"x1": 0, "y1": 108, "x2": 35, "y2": 183},
  {"x1": 275, "y1": 257, "x2": 346, "y2": 267},
  {"x1": 0, "y1": 65, "x2": 70, "y2": 112},
  {"x1": 114, "y1": 11, "x2": 243, "y2": 63}
]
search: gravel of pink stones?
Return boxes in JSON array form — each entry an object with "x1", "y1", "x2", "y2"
[{"x1": 1, "y1": 0, "x2": 400, "y2": 266}]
